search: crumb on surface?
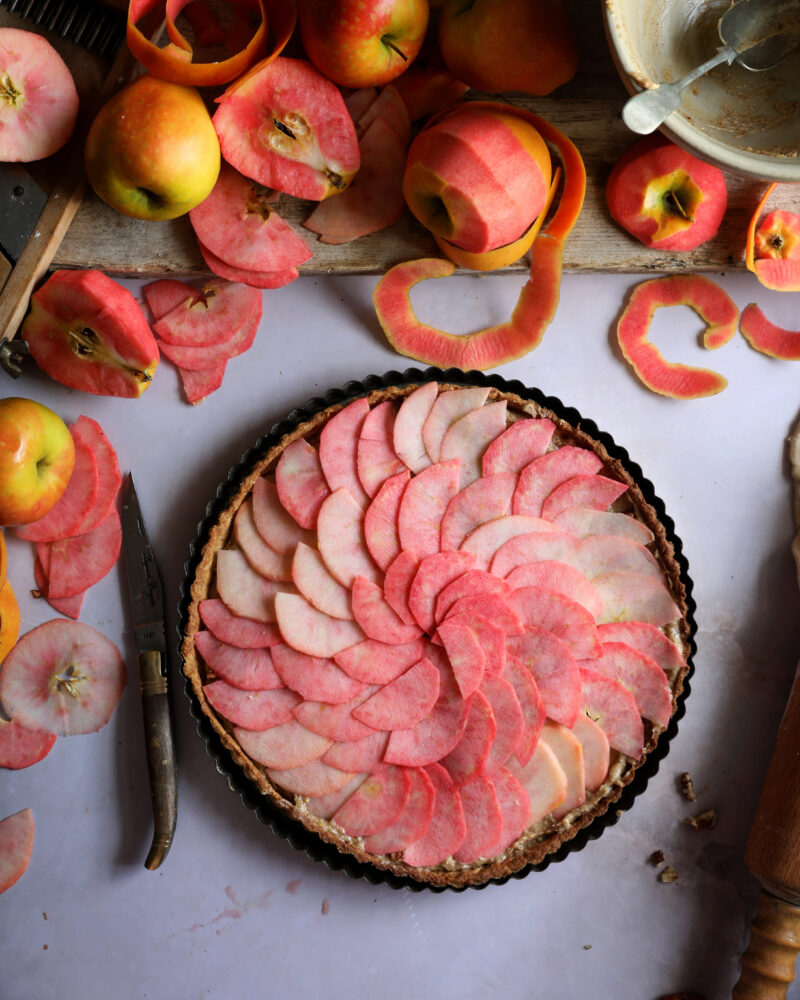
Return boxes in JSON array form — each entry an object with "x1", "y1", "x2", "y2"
[
  {"x1": 680, "y1": 772, "x2": 697, "y2": 802},
  {"x1": 684, "y1": 809, "x2": 717, "y2": 832},
  {"x1": 658, "y1": 865, "x2": 679, "y2": 884},
  {"x1": 649, "y1": 849, "x2": 665, "y2": 866}
]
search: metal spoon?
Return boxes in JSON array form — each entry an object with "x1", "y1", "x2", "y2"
[{"x1": 622, "y1": 0, "x2": 800, "y2": 135}]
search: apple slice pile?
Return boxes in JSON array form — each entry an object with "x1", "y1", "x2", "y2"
[
  {"x1": 193, "y1": 385, "x2": 686, "y2": 873},
  {"x1": 143, "y1": 277, "x2": 263, "y2": 403},
  {"x1": 14, "y1": 417, "x2": 122, "y2": 619}
]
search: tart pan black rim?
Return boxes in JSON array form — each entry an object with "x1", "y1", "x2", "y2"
[{"x1": 177, "y1": 366, "x2": 697, "y2": 893}]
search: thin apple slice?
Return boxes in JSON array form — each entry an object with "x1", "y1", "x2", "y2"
[
  {"x1": 157, "y1": 315, "x2": 258, "y2": 371},
  {"x1": 513, "y1": 447, "x2": 604, "y2": 517},
  {"x1": 305, "y1": 772, "x2": 368, "y2": 820},
  {"x1": 234, "y1": 499, "x2": 293, "y2": 582},
  {"x1": 235, "y1": 719, "x2": 332, "y2": 770},
  {"x1": 576, "y1": 534, "x2": 661, "y2": 580},
  {"x1": 490, "y1": 530, "x2": 578, "y2": 578},
  {"x1": 45, "y1": 506, "x2": 121, "y2": 600},
  {"x1": 267, "y1": 758, "x2": 358, "y2": 797},
  {"x1": 0, "y1": 620, "x2": 125, "y2": 736},
  {"x1": 351, "y1": 576, "x2": 422, "y2": 644},
  {"x1": 356, "y1": 401, "x2": 407, "y2": 498},
  {"x1": 596, "y1": 622, "x2": 685, "y2": 676},
  {"x1": 216, "y1": 548, "x2": 294, "y2": 623},
  {"x1": 291, "y1": 542, "x2": 352, "y2": 621},
  {"x1": 0, "y1": 717, "x2": 56, "y2": 770},
  {"x1": 322, "y1": 730, "x2": 390, "y2": 772},
  {"x1": 203, "y1": 680, "x2": 300, "y2": 730},
  {"x1": 332, "y1": 764, "x2": 412, "y2": 836},
  {"x1": 506, "y1": 560, "x2": 602, "y2": 618},
  {"x1": 506, "y1": 627, "x2": 581, "y2": 727},
  {"x1": 570, "y1": 714, "x2": 610, "y2": 791},
  {"x1": 452, "y1": 775, "x2": 503, "y2": 864},
  {"x1": 440, "y1": 472, "x2": 516, "y2": 551},
  {"x1": 403, "y1": 762, "x2": 467, "y2": 867},
  {"x1": 503, "y1": 658, "x2": 544, "y2": 765},
  {"x1": 446, "y1": 593, "x2": 524, "y2": 637},
  {"x1": 383, "y1": 550, "x2": 420, "y2": 626},
  {"x1": 510, "y1": 586, "x2": 601, "y2": 659},
  {"x1": 317, "y1": 488, "x2": 381, "y2": 588},
  {"x1": 356, "y1": 84, "x2": 411, "y2": 145},
  {"x1": 271, "y1": 643, "x2": 366, "y2": 705},
  {"x1": 274, "y1": 592, "x2": 364, "y2": 658},
  {"x1": 441, "y1": 688, "x2": 496, "y2": 786},
  {"x1": 251, "y1": 477, "x2": 314, "y2": 555},
  {"x1": 0, "y1": 808, "x2": 34, "y2": 894},
  {"x1": 433, "y1": 568, "x2": 512, "y2": 622},
  {"x1": 481, "y1": 676, "x2": 525, "y2": 773},
  {"x1": 393, "y1": 382, "x2": 438, "y2": 473},
  {"x1": 384, "y1": 681, "x2": 468, "y2": 767},
  {"x1": 408, "y1": 550, "x2": 476, "y2": 633},
  {"x1": 363, "y1": 471, "x2": 409, "y2": 572},
  {"x1": 460, "y1": 514, "x2": 558, "y2": 572},
  {"x1": 579, "y1": 668, "x2": 644, "y2": 760},
  {"x1": 363, "y1": 766, "x2": 435, "y2": 855},
  {"x1": 481, "y1": 418, "x2": 554, "y2": 476},
  {"x1": 345, "y1": 86, "x2": 379, "y2": 122},
  {"x1": 198, "y1": 598, "x2": 282, "y2": 648},
  {"x1": 154, "y1": 280, "x2": 261, "y2": 347},
  {"x1": 276, "y1": 438, "x2": 331, "y2": 530},
  {"x1": 142, "y1": 278, "x2": 197, "y2": 318},
  {"x1": 486, "y1": 767, "x2": 532, "y2": 854},
  {"x1": 319, "y1": 398, "x2": 370, "y2": 507},
  {"x1": 198, "y1": 242, "x2": 300, "y2": 289},
  {"x1": 540, "y1": 722, "x2": 585, "y2": 820},
  {"x1": 34, "y1": 554, "x2": 85, "y2": 620},
  {"x1": 293, "y1": 687, "x2": 379, "y2": 742},
  {"x1": 440, "y1": 402, "x2": 508, "y2": 489},
  {"x1": 397, "y1": 459, "x2": 461, "y2": 560},
  {"x1": 586, "y1": 642, "x2": 672, "y2": 727},
  {"x1": 445, "y1": 612, "x2": 506, "y2": 677},
  {"x1": 594, "y1": 571, "x2": 681, "y2": 626},
  {"x1": 540, "y1": 474, "x2": 628, "y2": 522},
  {"x1": 194, "y1": 630, "x2": 283, "y2": 690},
  {"x1": 438, "y1": 621, "x2": 485, "y2": 699},
  {"x1": 507, "y1": 739, "x2": 567, "y2": 823},
  {"x1": 72, "y1": 417, "x2": 121, "y2": 536},
  {"x1": 422, "y1": 387, "x2": 490, "y2": 463},
  {"x1": 553, "y1": 507, "x2": 654, "y2": 545},
  {"x1": 178, "y1": 362, "x2": 227, "y2": 405},
  {"x1": 334, "y1": 637, "x2": 426, "y2": 685},
  {"x1": 353, "y1": 657, "x2": 440, "y2": 730}
]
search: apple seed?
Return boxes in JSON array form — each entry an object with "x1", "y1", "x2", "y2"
[
  {"x1": 51, "y1": 662, "x2": 86, "y2": 700},
  {"x1": 67, "y1": 326, "x2": 152, "y2": 384}
]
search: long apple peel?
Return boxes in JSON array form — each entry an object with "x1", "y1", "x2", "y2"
[{"x1": 740, "y1": 304, "x2": 800, "y2": 361}]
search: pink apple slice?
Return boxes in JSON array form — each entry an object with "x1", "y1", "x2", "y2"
[
  {"x1": 45, "y1": 506, "x2": 122, "y2": 599},
  {"x1": 363, "y1": 766, "x2": 436, "y2": 855},
  {"x1": 540, "y1": 474, "x2": 628, "y2": 522},
  {"x1": 332, "y1": 764, "x2": 412, "y2": 836},
  {"x1": 291, "y1": 542, "x2": 353, "y2": 620},
  {"x1": 178, "y1": 362, "x2": 227, "y2": 404},
  {"x1": 486, "y1": 767, "x2": 532, "y2": 854},
  {"x1": 481, "y1": 676, "x2": 525, "y2": 774},
  {"x1": 506, "y1": 560, "x2": 602, "y2": 618},
  {"x1": 397, "y1": 459, "x2": 461, "y2": 560},
  {"x1": 356, "y1": 400, "x2": 407, "y2": 498},
  {"x1": 422, "y1": 387, "x2": 490, "y2": 463},
  {"x1": 445, "y1": 612, "x2": 507, "y2": 677},
  {"x1": 596, "y1": 622, "x2": 685, "y2": 676},
  {"x1": 513, "y1": 447, "x2": 604, "y2": 517},
  {"x1": 0, "y1": 717, "x2": 56, "y2": 770},
  {"x1": 198, "y1": 598, "x2": 282, "y2": 648},
  {"x1": 593, "y1": 571, "x2": 682, "y2": 627},
  {"x1": 490, "y1": 530, "x2": 578, "y2": 578},
  {"x1": 157, "y1": 310, "x2": 258, "y2": 370},
  {"x1": 203, "y1": 680, "x2": 300, "y2": 730},
  {"x1": 235, "y1": 720, "x2": 332, "y2": 769},
  {"x1": 267, "y1": 758, "x2": 358, "y2": 797},
  {"x1": 575, "y1": 534, "x2": 661, "y2": 580},
  {"x1": 317, "y1": 487, "x2": 382, "y2": 588},
  {"x1": 408, "y1": 550, "x2": 476, "y2": 633},
  {"x1": 351, "y1": 576, "x2": 423, "y2": 644},
  {"x1": 271, "y1": 642, "x2": 366, "y2": 704},
  {"x1": 72, "y1": 416, "x2": 121, "y2": 536},
  {"x1": 460, "y1": 514, "x2": 559, "y2": 572},
  {"x1": 319, "y1": 397, "x2": 370, "y2": 507},
  {"x1": 198, "y1": 243, "x2": 300, "y2": 289},
  {"x1": 553, "y1": 508, "x2": 654, "y2": 545},
  {"x1": 481, "y1": 418, "x2": 555, "y2": 477},
  {"x1": 0, "y1": 808, "x2": 34, "y2": 894},
  {"x1": 384, "y1": 550, "x2": 420, "y2": 626},
  {"x1": 440, "y1": 401, "x2": 508, "y2": 489},
  {"x1": 33, "y1": 554, "x2": 84, "y2": 620},
  {"x1": 293, "y1": 687, "x2": 379, "y2": 742},
  {"x1": 440, "y1": 472, "x2": 516, "y2": 551},
  {"x1": 446, "y1": 593, "x2": 524, "y2": 637},
  {"x1": 216, "y1": 549, "x2": 294, "y2": 623},
  {"x1": 579, "y1": 668, "x2": 644, "y2": 760},
  {"x1": 153, "y1": 280, "x2": 261, "y2": 347},
  {"x1": 503, "y1": 658, "x2": 544, "y2": 765},
  {"x1": 15, "y1": 422, "x2": 99, "y2": 543},
  {"x1": 403, "y1": 763, "x2": 467, "y2": 867},
  {"x1": 440, "y1": 688, "x2": 496, "y2": 786},
  {"x1": 433, "y1": 568, "x2": 512, "y2": 623},
  {"x1": 363, "y1": 471, "x2": 410, "y2": 572},
  {"x1": 570, "y1": 714, "x2": 610, "y2": 791},
  {"x1": 586, "y1": 641, "x2": 672, "y2": 727},
  {"x1": 452, "y1": 775, "x2": 503, "y2": 864},
  {"x1": 334, "y1": 637, "x2": 427, "y2": 685},
  {"x1": 438, "y1": 621, "x2": 486, "y2": 699},
  {"x1": 0, "y1": 619, "x2": 125, "y2": 736},
  {"x1": 510, "y1": 586, "x2": 601, "y2": 659},
  {"x1": 274, "y1": 592, "x2": 364, "y2": 658},
  {"x1": 142, "y1": 278, "x2": 197, "y2": 318},
  {"x1": 540, "y1": 722, "x2": 586, "y2": 820},
  {"x1": 393, "y1": 381, "x2": 438, "y2": 473},
  {"x1": 194, "y1": 630, "x2": 284, "y2": 690},
  {"x1": 383, "y1": 682, "x2": 468, "y2": 767},
  {"x1": 305, "y1": 772, "x2": 369, "y2": 819},
  {"x1": 234, "y1": 499, "x2": 293, "y2": 582},
  {"x1": 322, "y1": 729, "x2": 390, "y2": 772},
  {"x1": 356, "y1": 84, "x2": 411, "y2": 145},
  {"x1": 506, "y1": 627, "x2": 581, "y2": 727},
  {"x1": 275, "y1": 437, "x2": 331, "y2": 530},
  {"x1": 252, "y1": 477, "x2": 315, "y2": 555},
  {"x1": 345, "y1": 86, "x2": 379, "y2": 122},
  {"x1": 353, "y1": 657, "x2": 440, "y2": 730},
  {"x1": 507, "y1": 740, "x2": 567, "y2": 824}
]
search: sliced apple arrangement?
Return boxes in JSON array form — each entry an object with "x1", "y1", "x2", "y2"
[{"x1": 183, "y1": 381, "x2": 690, "y2": 886}]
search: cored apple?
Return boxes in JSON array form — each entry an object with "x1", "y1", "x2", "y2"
[
  {"x1": 0, "y1": 398, "x2": 75, "y2": 526},
  {"x1": 297, "y1": 0, "x2": 429, "y2": 88},
  {"x1": 0, "y1": 28, "x2": 79, "y2": 162},
  {"x1": 755, "y1": 210, "x2": 800, "y2": 261},
  {"x1": 606, "y1": 136, "x2": 727, "y2": 252},
  {"x1": 746, "y1": 183, "x2": 800, "y2": 292}
]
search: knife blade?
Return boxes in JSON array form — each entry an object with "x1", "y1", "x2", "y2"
[{"x1": 121, "y1": 475, "x2": 177, "y2": 870}]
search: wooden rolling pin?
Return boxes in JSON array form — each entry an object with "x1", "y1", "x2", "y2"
[{"x1": 733, "y1": 428, "x2": 800, "y2": 998}]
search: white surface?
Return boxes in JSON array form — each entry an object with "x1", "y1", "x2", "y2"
[{"x1": 3, "y1": 268, "x2": 800, "y2": 1000}]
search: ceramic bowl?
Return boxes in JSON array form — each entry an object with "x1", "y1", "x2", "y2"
[{"x1": 604, "y1": 0, "x2": 800, "y2": 181}]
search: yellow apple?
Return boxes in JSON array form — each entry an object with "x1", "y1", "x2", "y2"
[{"x1": 84, "y1": 74, "x2": 220, "y2": 221}]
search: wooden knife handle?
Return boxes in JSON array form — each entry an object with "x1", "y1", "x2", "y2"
[
  {"x1": 733, "y1": 891, "x2": 800, "y2": 999},
  {"x1": 138, "y1": 651, "x2": 177, "y2": 871}
]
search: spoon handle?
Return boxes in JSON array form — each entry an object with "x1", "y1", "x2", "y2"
[{"x1": 621, "y1": 45, "x2": 736, "y2": 134}]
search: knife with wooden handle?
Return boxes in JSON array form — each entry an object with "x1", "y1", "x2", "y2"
[{"x1": 733, "y1": 428, "x2": 800, "y2": 997}]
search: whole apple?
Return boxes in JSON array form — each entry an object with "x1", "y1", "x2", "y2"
[
  {"x1": 0, "y1": 398, "x2": 75, "y2": 526},
  {"x1": 84, "y1": 74, "x2": 220, "y2": 221},
  {"x1": 297, "y1": 0, "x2": 429, "y2": 89}
]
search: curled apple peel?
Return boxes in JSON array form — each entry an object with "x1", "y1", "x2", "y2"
[{"x1": 740, "y1": 304, "x2": 800, "y2": 361}]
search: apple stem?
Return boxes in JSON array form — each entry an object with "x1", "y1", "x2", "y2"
[
  {"x1": 665, "y1": 189, "x2": 693, "y2": 221},
  {"x1": 382, "y1": 38, "x2": 408, "y2": 62}
]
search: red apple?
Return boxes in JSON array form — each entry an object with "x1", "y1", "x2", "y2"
[
  {"x1": 297, "y1": 0, "x2": 429, "y2": 88},
  {"x1": 0, "y1": 398, "x2": 75, "y2": 526}
]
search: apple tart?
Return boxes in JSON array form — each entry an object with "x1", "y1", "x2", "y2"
[{"x1": 180, "y1": 371, "x2": 694, "y2": 889}]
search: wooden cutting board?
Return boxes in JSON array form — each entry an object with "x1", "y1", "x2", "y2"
[{"x1": 5, "y1": 0, "x2": 798, "y2": 278}]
